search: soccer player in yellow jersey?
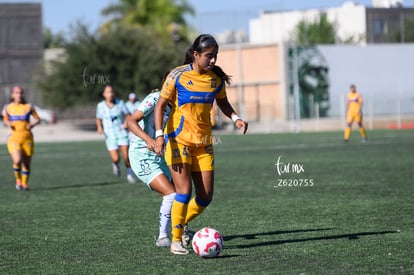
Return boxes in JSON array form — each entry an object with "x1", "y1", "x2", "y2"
[
  {"x1": 2, "y1": 86, "x2": 40, "y2": 190},
  {"x1": 154, "y1": 34, "x2": 248, "y2": 255},
  {"x1": 344, "y1": 84, "x2": 367, "y2": 142}
]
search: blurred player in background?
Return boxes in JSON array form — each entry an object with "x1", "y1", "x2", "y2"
[
  {"x1": 96, "y1": 85, "x2": 136, "y2": 183},
  {"x1": 2, "y1": 86, "x2": 40, "y2": 191},
  {"x1": 127, "y1": 88, "x2": 174, "y2": 248},
  {"x1": 344, "y1": 84, "x2": 367, "y2": 143},
  {"x1": 154, "y1": 34, "x2": 248, "y2": 255},
  {"x1": 125, "y1": 92, "x2": 140, "y2": 114}
]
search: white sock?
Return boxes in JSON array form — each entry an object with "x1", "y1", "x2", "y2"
[
  {"x1": 159, "y1": 192, "x2": 175, "y2": 239},
  {"x1": 112, "y1": 163, "x2": 120, "y2": 176}
]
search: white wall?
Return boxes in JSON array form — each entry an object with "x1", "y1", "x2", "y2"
[
  {"x1": 249, "y1": 2, "x2": 367, "y2": 44},
  {"x1": 249, "y1": 9, "x2": 321, "y2": 44},
  {"x1": 317, "y1": 44, "x2": 414, "y2": 117},
  {"x1": 326, "y1": 2, "x2": 366, "y2": 44}
]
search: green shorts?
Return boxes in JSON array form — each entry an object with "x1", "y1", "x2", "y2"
[
  {"x1": 129, "y1": 147, "x2": 171, "y2": 187},
  {"x1": 105, "y1": 136, "x2": 129, "y2": 151}
]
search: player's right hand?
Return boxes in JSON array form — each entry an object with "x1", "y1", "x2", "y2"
[{"x1": 235, "y1": 119, "x2": 248, "y2": 134}]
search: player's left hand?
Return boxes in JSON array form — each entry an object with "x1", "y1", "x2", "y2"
[
  {"x1": 146, "y1": 138, "x2": 156, "y2": 152},
  {"x1": 235, "y1": 119, "x2": 248, "y2": 134},
  {"x1": 154, "y1": 136, "x2": 165, "y2": 156}
]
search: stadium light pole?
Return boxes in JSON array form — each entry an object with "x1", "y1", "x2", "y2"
[
  {"x1": 292, "y1": 44, "x2": 301, "y2": 133},
  {"x1": 236, "y1": 38, "x2": 246, "y2": 119}
]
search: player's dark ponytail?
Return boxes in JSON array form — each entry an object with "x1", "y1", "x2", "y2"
[
  {"x1": 187, "y1": 34, "x2": 232, "y2": 85},
  {"x1": 212, "y1": 65, "x2": 231, "y2": 86},
  {"x1": 183, "y1": 47, "x2": 193, "y2": 65}
]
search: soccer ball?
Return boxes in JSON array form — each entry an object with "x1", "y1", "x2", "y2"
[{"x1": 191, "y1": 227, "x2": 223, "y2": 258}]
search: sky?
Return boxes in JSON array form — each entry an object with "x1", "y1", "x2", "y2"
[{"x1": 2, "y1": 0, "x2": 414, "y2": 36}]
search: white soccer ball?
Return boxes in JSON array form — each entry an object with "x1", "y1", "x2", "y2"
[{"x1": 191, "y1": 227, "x2": 223, "y2": 258}]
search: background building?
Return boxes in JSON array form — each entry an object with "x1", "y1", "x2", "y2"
[
  {"x1": 0, "y1": 3, "x2": 43, "y2": 106},
  {"x1": 249, "y1": 1, "x2": 414, "y2": 45},
  {"x1": 366, "y1": 5, "x2": 414, "y2": 43}
]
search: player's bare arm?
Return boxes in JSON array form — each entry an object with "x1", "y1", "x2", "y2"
[
  {"x1": 154, "y1": 95, "x2": 169, "y2": 156},
  {"x1": 28, "y1": 106, "x2": 40, "y2": 130},
  {"x1": 96, "y1": 118, "x2": 103, "y2": 134},
  {"x1": 216, "y1": 97, "x2": 248, "y2": 134},
  {"x1": 127, "y1": 110, "x2": 155, "y2": 151}
]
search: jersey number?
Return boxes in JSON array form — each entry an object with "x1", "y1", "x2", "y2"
[{"x1": 140, "y1": 160, "x2": 151, "y2": 175}]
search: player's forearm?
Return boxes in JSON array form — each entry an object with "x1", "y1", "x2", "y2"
[
  {"x1": 127, "y1": 117, "x2": 152, "y2": 144},
  {"x1": 124, "y1": 114, "x2": 132, "y2": 128},
  {"x1": 3, "y1": 119, "x2": 10, "y2": 127},
  {"x1": 216, "y1": 97, "x2": 236, "y2": 118},
  {"x1": 96, "y1": 119, "x2": 103, "y2": 133},
  {"x1": 30, "y1": 118, "x2": 40, "y2": 129},
  {"x1": 154, "y1": 98, "x2": 168, "y2": 132}
]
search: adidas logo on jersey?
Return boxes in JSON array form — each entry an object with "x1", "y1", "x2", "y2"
[{"x1": 187, "y1": 80, "x2": 193, "y2": 86}]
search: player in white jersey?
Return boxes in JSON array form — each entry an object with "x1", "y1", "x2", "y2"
[
  {"x1": 96, "y1": 85, "x2": 136, "y2": 183},
  {"x1": 125, "y1": 92, "x2": 141, "y2": 114},
  {"x1": 127, "y1": 89, "x2": 174, "y2": 247}
]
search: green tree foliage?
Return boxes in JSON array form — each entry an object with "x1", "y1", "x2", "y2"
[
  {"x1": 43, "y1": 27, "x2": 66, "y2": 48},
  {"x1": 37, "y1": 23, "x2": 187, "y2": 109},
  {"x1": 100, "y1": 0, "x2": 195, "y2": 41},
  {"x1": 390, "y1": 18, "x2": 414, "y2": 43},
  {"x1": 294, "y1": 13, "x2": 336, "y2": 45}
]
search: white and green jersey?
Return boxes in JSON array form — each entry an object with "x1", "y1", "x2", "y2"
[
  {"x1": 125, "y1": 101, "x2": 141, "y2": 114},
  {"x1": 96, "y1": 99, "x2": 129, "y2": 139},
  {"x1": 129, "y1": 91, "x2": 170, "y2": 153}
]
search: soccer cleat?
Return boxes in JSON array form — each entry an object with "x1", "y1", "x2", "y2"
[
  {"x1": 16, "y1": 184, "x2": 23, "y2": 191},
  {"x1": 127, "y1": 173, "x2": 136, "y2": 184},
  {"x1": 21, "y1": 183, "x2": 29, "y2": 191},
  {"x1": 170, "y1": 241, "x2": 189, "y2": 255},
  {"x1": 112, "y1": 163, "x2": 120, "y2": 176},
  {"x1": 361, "y1": 138, "x2": 367, "y2": 143},
  {"x1": 182, "y1": 225, "x2": 195, "y2": 247},
  {"x1": 155, "y1": 237, "x2": 171, "y2": 248}
]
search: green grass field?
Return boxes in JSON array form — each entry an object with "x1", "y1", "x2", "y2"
[{"x1": 1, "y1": 130, "x2": 413, "y2": 274}]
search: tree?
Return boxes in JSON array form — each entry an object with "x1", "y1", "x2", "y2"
[
  {"x1": 100, "y1": 0, "x2": 195, "y2": 41},
  {"x1": 390, "y1": 18, "x2": 414, "y2": 43},
  {"x1": 294, "y1": 13, "x2": 336, "y2": 45},
  {"x1": 37, "y1": 23, "x2": 187, "y2": 109},
  {"x1": 43, "y1": 27, "x2": 66, "y2": 48}
]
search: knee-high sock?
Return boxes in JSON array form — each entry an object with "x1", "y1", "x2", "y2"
[
  {"x1": 185, "y1": 197, "x2": 211, "y2": 225},
  {"x1": 159, "y1": 193, "x2": 175, "y2": 239},
  {"x1": 359, "y1": 127, "x2": 367, "y2": 139},
  {"x1": 13, "y1": 164, "x2": 21, "y2": 184},
  {"x1": 22, "y1": 170, "x2": 30, "y2": 186},
  {"x1": 171, "y1": 193, "x2": 191, "y2": 242},
  {"x1": 344, "y1": 127, "x2": 351, "y2": 140}
]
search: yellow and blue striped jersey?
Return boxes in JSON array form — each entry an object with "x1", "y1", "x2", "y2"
[
  {"x1": 160, "y1": 64, "x2": 227, "y2": 146},
  {"x1": 3, "y1": 103, "x2": 39, "y2": 137}
]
